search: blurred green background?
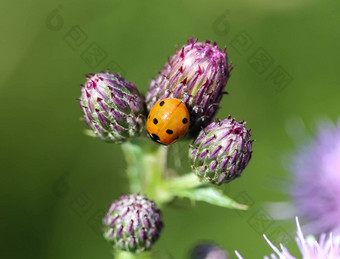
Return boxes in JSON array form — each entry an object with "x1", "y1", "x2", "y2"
[{"x1": 1, "y1": 0, "x2": 340, "y2": 258}]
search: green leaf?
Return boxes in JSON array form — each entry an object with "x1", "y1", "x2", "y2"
[
  {"x1": 165, "y1": 173, "x2": 203, "y2": 189},
  {"x1": 173, "y1": 186, "x2": 248, "y2": 210}
]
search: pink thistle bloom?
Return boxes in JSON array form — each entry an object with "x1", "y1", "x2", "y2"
[
  {"x1": 289, "y1": 119, "x2": 340, "y2": 234},
  {"x1": 236, "y1": 217, "x2": 340, "y2": 259}
]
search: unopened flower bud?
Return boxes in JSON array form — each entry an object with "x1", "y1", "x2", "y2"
[
  {"x1": 103, "y1": 194, "x2": 163, "y2": 253},
  {"x1": 189, "y1": 116, "x2": 253, "y2": 185},
  {"x1": 146, "y1": 38, "x2": 231, "y2": 137},
  {"x1": 191, "y1": 243, "x2": 229, "y2": 259},
  {"x1": 80, "y1": 72, "x2": 145, "y2": 144}
]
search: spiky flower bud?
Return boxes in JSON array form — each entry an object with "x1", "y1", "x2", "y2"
[
  {"x1": 189, "y1": 116, "x2": 253, "y2": 185},
  {"x1": 191, "y1": 243, "x2": 229, "y2": 259},
  {"x1": 103, "y1": 194, "x2": 163, "y2": 253},
  {"x1": 145, "y1": 38, "x2": 231, "y2": 137},
  {"x1": 80, "y1": 72, "x2": 145, "y2": 143}
]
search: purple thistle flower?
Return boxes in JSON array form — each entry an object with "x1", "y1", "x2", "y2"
[
  {"x1": 191, "y1": 243, "x2": 229, "y2": 259},
  {"x1": 189, "y1": 116, "x2": 253, "y2": 185},
  {"x1": 288, "y1": 119, "x2": 340, "y2": 234},
  {"x1": 79, "y1": 72, "x2": 145, "y2": 144},
  {"x1": 145, "y1": 38, "x2": 232, "y2": 137},
  {"x1": 103, "y1": 194, "x2": 163, "y2": 253},
  {"x1": 235, "y1": 217, "x2": 340, "y2": 259}
]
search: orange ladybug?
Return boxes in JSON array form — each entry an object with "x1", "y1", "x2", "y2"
[{"x1": 147, "y1": 98, "x2": 190, "y2": 145}]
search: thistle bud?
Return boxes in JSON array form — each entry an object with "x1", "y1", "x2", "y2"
[
  {"x1": 191, "y1": 243, "x2": 229, "y2": 259},
  {"x1": 145, "y1": 38, "x2": 231, "y2": 137},
  {"x1": 189, "y1": 116, "x2": 253, "y2": 185},
  {"x1": 103, "y1": 194, "x2": 163, "y2": 253},
  {"x1": 79, "y1": 72, "x2": 145, "y2": 144}
]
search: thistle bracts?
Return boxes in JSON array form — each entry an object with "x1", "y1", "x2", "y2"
[
  {"x1": 145, "y1": 38, "x2": 231, "y2": 137},
  {"x1": 103, "y1": 194, "x2": 163, "y2": 253},
  {"x1": 190, "y1": 116, "x2": 253, "y2": 185},
  {"x1": 80, "y1": 72, "x2": 145, "y2": 143}
]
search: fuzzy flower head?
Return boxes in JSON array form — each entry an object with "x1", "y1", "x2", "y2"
[
  {"x1": 145, "y1": 38, "x2": 231, "y2": 137},
  {"x1": 289, "y1": 119, "x2": 340, "y2": 234},
  {"x1": 80, "y1": 72, "x2": 145, "y2": 144},
  {"x1": 236, "y1": 217, "x2": 340, "y2": 259},
  {"x1": 103, "y1": 194, "x2": 163, "y2": 253}
]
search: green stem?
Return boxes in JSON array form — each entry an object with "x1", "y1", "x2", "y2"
[
  {"x1": 121, "y1": 139, "x2": 171, "y2": 205},
  {"x1": 114, "y1": 251, "x2": 152, "y2": 259},
  {"x1": 141, "y1": 145, "x2": 170, "y2": 204},
  {"x1": 121, "y1": 141, "x2": 142, "y2": 193}
]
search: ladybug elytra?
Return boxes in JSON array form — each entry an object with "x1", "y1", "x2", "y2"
[{"x1": 146, "y1": 98, "x2": 190, "y2": 145}]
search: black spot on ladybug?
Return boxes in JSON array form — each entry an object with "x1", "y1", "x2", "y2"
[
  {"x1": 175, "y1": 136, "x2": 179, "y2": 140},
  {"x1": 153, "y1": 118, "x2": 158, "y2": 124},
  {"x1": 160, "y1": 101, "x2": 165, "y2": 106},
  {"x1": 182, "y1": 118, "x2": 188, "y2": 124},
  {"x1": 166, "y1": 129, "x2": 173, "y2": 134},
  {"x1": 151, "y1": 133, "x2": 160, "y2": 142}
]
